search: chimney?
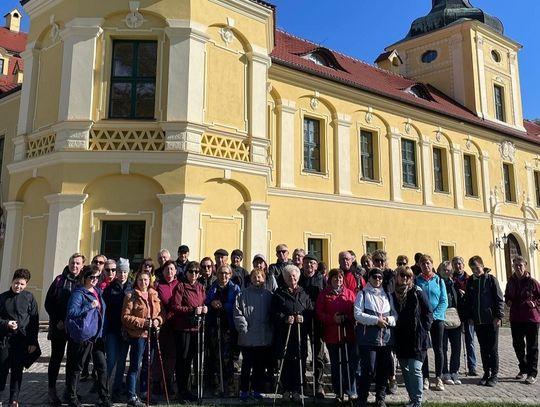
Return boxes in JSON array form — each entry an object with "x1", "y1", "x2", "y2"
[
  {"x1": 5, "y1": 9, "x2": 22, "y2": 33},
  {"x1": 374, "y1": 49, "x2": 402, "y2": 75}
]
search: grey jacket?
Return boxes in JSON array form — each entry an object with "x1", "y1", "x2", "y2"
[{"x1": 233, "y1": 285, "x2": 273, "y2": 347}]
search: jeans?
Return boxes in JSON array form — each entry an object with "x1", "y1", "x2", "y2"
[
  {"x1": 442, "y1": 327, "x2": 462, "y2": 375},
  {"x1": 327, "y1": 342, "x2": 357, "y2": 397},
  {"x1": 399, "y1": 355, "x2": 425, "y2": 404},
  {"x1": 105, "y1": 332, "x2": 129, "y2": 393},
  {"x1": 126, "y1": 337, "x2": 146, "y2": 400},
  {"x1": 356, "y1": 345, "x2": 392, "y2": 402},
  {"x1": 423, "y1": 319, "x2": 444, "y2": 379},
  {"x1": 464, "y1": 322, "x2": 477, "y2": 371},
  {"x1": 511, "y1": 321, "x2": 539, "y2": 377},
  {"x1": 475, "y1": 324, "x2": 499, "y2": 377}
]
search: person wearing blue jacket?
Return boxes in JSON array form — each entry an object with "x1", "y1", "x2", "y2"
[
  {"x1": 415, "y1": 254, "x2": 448, "y2": 392},
  {"x1": 65, "y1": 265, "x2": 110, "y2": 407},
  {"x1": 205, "y1": 264, "x2": 241, "y2": 395}
]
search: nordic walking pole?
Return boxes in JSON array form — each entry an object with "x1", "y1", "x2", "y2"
[
  {"x1": 155, "y1": 328, "x2": 170, "y2": 405},
  {"x1": 342, "y1": 323, "x2": 352, "y2": 404},
  {"x1": 273, "y1": 323, "x2": 293, "y2": 407},
  {"x1": 199, "y1": 315, "x2": 206, "y2": 405},
  {"x1": 298, "y1": 320, "x2": 305, "y2": 407},
  {"x1": 337, "y1": 324, "x2": 343, "y2": 401},
  {"x1": 217, "y1": 314, "x2": 224, "y2": 395},
  {"x1": 146, "y1": 319, "x2": 152, "y2": 407},
  {"x1": 311, "y1": 318, "x2": 316, "y2": 400}
]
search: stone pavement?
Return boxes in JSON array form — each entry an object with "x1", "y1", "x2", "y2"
[{"x1": 6, "y1": 327, "x2": 540, "y2": 406}]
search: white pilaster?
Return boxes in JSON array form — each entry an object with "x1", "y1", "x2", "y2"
[
  {"x1": 17, "y1": 41, "x2": 38, "y2": 136},
  {"x1": 243, "y1": 201, "x2": 270, "y2": 263},
  {"x1": 525, "y1": 163, "x2": 535, "y2": 206},
  {"x1": 42, "y1": 194, "x2": 88, "y2": 314},
  {"x1": 58, "y1": 18, "x2": 104, "y2": 121},
  {"x1": 276, "y1": 100, "x2": 297, "y2": 188},
  {"x1": 247, "y1": 47, "x2": 271, "y2": 140},
  {"x1": 449, "y1": 33, "x2": 465, "y2": 106},
  {"x1": 451, "y1": 146, "x2": 464, "y2": 209},
  {"x1": 389, "y1": 131, "x2": 402, "y2": 202},
  {"x1": 480, "y1": 152, "x2": 491, "y2": 213},
  {"x1": 0, "y1": 202, "x2": 24, "y2": 291},
  {"x1": 508, "y1": 51, "x2": 525, "y2": 130},
  {"x1": 420, "y1": 138, "x2": 433, "y2": 206},
  {"x1": 333, "y1": 114, "x2": 352, "y2": 196},
  {"x1": 475, "y1": 34, "x2": 488, "y2": 119}
]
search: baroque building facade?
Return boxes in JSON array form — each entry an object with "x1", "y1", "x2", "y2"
[{"x1": 0, "y1": 0, "x2": 539, "y2": 316}]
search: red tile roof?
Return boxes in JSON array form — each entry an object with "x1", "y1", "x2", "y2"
[
  {"x1": 271, "y1": 30, "x2": 540, "y2": 145},
  {"x1": 0, "y1": 26, "x2": 27, "y2": 54},
  {"x1": 0, "y1": 79, "x2": 21, "y2": 95}
]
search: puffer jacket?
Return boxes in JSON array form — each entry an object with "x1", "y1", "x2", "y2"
[
  {"x1": 354, "y1": 283, "x2": 397, "y2": 347},
  {"x1": 415, "y1": 273, "x2": 448, "y2": 321},
  {"x1": 121, "y1": 287, "x2": 163, "y2": 338},
  {"x1": 169, "y1": 280, "x2": 206, "y2": 332},
  {"x1": 505, "y1": 273, "x2": 540, "y2": 323},
  {"x1": 205, "y1": 280, "x2": 241, "y2": 330},
  {"x1": 233, "y1": 285, "x2": 273, "y2": 347},
  {"x1": 465, "y1": 269, "x2": 504, "y2": 325},
  {"x1": 66, "y1": 286, "x2": 106, "y2": 340},
  {"x1": 102, "y1": 279, "x2": 132, "y2": 335},
  {"x1": 315, "y1": 285, "x2": 355, "y2": 344}
]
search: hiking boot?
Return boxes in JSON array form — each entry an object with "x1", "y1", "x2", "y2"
[
  {"x1": 252, "y1": 391, "x2": 264, "y2": 400},
  {"x1": 468, "y1": 368, "x2": 478, "y2": 376},
  {"x1": 127, "y1": 398, "x2": 145, "y2": 407},
  {"x1": 478, "y1": 374, "x2": 489, "y2": 386},
  {"x1": 292, "y1": 392, "x2": 302, "y2": 402},
  {"x1": 315, "y1": 384, "x2": 326, "y2": 399},
  {"x1": 388, "y1": 378, "x2": 398, "y2": 394},
  {"x1": 423, "y1": 378, "x2": 429, "y2": 390},
  {"x1": 282, "y1": 391, "x2": 291, "y2": 401},
  {"x1": 48, "y1": 388, "x2": 61, "y2": 407},
  {"x1": 240, "y1": 391, "x2": 249, "y2": 402},
  {"x1": 486, "y1": 375, "x2": 498, "y2": 387},
  {"x1": 525, "y1": 375, "x2": 537, "y2": 385},
  {"x1": 434, "y1": 377, "x2": 445, "y2": 391}
]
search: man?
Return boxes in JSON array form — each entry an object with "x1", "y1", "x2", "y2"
[
  {"x1": 338, "y1": 251, "x2": 357, "y2": 293},
  {"x1": 214, "y1": 248, "x2": 229, "y2": 269},
  {"x1": 292, "y1": 248, "x2": 306, "y2": 269},
  {"x1": 154, "y1": 249, "x2": 171, "y2": 281},
  {"x1": 299, "y1": 254, "x2": 326, "y2": 398},
  {"x1": 396, "y1": 255, "x2": 408, "y2": 268},
  {"x1": 452, "y1": 255, "x2": 477, "y2": 376},
  {"x1": 505, "y1": 256, "x2": 540, "y2": 384},
  {"x1": 411, "y1": 252, "x2": 423, "y2": 276},
  {"x1": 175, "y1": 245, "x2": 190, "y2": 278},
  {"x1": 92, "y1": 254, "x2": 107, "y2": 277},
  {"x1": 230, "y1": 249, "x2": 249, "y2": 289},
  {"x1": 269, "y1": 244, "x2": 293, "y2": 285}
]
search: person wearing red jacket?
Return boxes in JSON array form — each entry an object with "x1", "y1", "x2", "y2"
[
  {"x1": 338, "y1": 251, "x2": 358, "y2": 293},
  {"x1": 316, "y1": 268, "x2": 357, "y2": 401}
]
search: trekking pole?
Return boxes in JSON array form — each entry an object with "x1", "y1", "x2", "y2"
[
  {"x1": 273, "y1": 323, "x2": 293, "y2": 407},
  {"x1": 298, "y1": 320, "x2": 305, "y2": 407},
  {"x1": 217, "y1": 314, "x2": 224, "y2": 395},
  {"x1": 147, "y1": 318, "x2": 152, "y2": 407},
  {"x1": 462, "y1": 324, "x2": 467, "y2": 375},
  {"x1": 311, "y1": 318, "x2": 316, "y2": 400},
  {"x1": 199, "y1": 315, "x2": 206, "y2": 405},
  {"x1": 342, "y1": 323, "x2": 352, "y2": 405},
  {"x1": 337, "y1": 324, "x2": 343, "y2": 400},
  {"x1": 155, "y1": 328, "x2": 170, "y2": 405}
]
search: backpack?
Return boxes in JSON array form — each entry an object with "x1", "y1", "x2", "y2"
[{"x1": 66, "y1": 307, "x2": 99, "y2": 343}]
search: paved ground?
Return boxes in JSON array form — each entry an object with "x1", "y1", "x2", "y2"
[{"x1": 5, "y1": 327, "x2": 540, "y2": 406}]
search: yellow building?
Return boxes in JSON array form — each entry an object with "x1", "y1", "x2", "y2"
[{"x1": 1, "y1": 0, "x2": 540, "y2": 315}]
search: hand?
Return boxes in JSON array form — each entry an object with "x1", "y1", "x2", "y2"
[
  {"x1": 333, "y1": 313, "x2": 343, "y2": 324},
  {"x1": 56, "y1": 321, "x2": 64, "y2": 330},
  {"x1": 28, "y1": 345, "x2": 37, "y2": 353},
  {"x1": 376, "y1": 316, "x2": 388, "y2": 328},
  {"x1": 295, "y1": 314, "x2": 303, "y2": 324},
  {"x1": 152, "y1": 318, "x2": 160, "y2": 328},
  {"x1": 91, "y1": 300, "x2": 99, "y2": 308},
  {"x1": 143, "y1": 319, "x2": 151, "y2": 328},
  {"x1": 7, "y1": 320, "x2": 18, "y2": 330},
  {"x1": 459, "y1": 289, "x2": 465, "y2": 296},
  {"x1": 493, "y1": 318, "x2": 501, "y2": 328},
  {"x1": 202, "y1": 305, "x2": 208, "y2": 314},
  {"x1": 286, "y1": 315, "x2": 295, "y2": 324},
  {"x1": 195, "y1": 306, "x2": 203, "y2": 315},
  {"x1": 528, "y1": 300, "x2": 536, "y2": 309},
  {"x1": 211, "y1": 299, "x2": 223, "y2": 309}
]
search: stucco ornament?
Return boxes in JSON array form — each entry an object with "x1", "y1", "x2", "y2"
[
  {"x1": 49, "y1": 15, "x2": 60, "y2": 42},
  {"x1": 125, "y1": 1, "x2": 144, "y2": 29},
  {"x1": 310, "y1": 97, "x2": 319, "y2": 110},
  {"x1": 365, "y1": 107, "x2": 373, "y2": 124},
  {"x1": 405, "y1": 119, "x2": 412, "y2": 134},
  {"x1": 499, "y1": 140, "x2": 516, "y2": 162},
  {"x1": 220, "y1": 27, "x2": 234, "y2": 45}
]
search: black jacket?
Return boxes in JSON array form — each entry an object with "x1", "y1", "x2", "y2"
[
  {"x1": 102, "y1": 279, "x2": 133, "y2": 335},
  {"x1": 44, "y1": 267, "x2": 80, "y2": 331},
  {"x1": 0, "y1": 289, "x2": 39, "y2": 346},
  {"x1": 465, "y1": 269, "x2": 505, "y2": 325},
  {"x1": 231, "y1": 265, "x2": 249, "y2": 289}
]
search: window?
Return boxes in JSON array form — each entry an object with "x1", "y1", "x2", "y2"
[
  {"x1": 421, "y1": 50, "x2": 438, "y2": 63},
  {"x1": 494, "y1": 85, "x2": 505, "y2": 122},
  {"x1": 303, "y1": 117, "x2": 322, "y2": 172},
  {"x1": 307, "y1": 238, "x2": 326, "y2": 263},
  {"x1": 366, "y1": 241, "x2": 381, "y2": 254},
  {"x1": 534, "y1": 171, "x2": 540, "y2": 207},
  {"x1": 401, "y1": 139, "x2": 417, "y2": 187},
  {"x1": 360, "y1": 130, "x2": 376, "y2": 180},
  {"x1": 463, "y1": 154, "x2": 478, "y2": 197},
  {"x1": 503, "y1": 163, "x2": 516, "y2": 202},
  {"x1": 0, "y1": 59, "x2": 4, "y2": 74},
  {"x1": 491, "y1": 50, "x2": 501, "y2": 63},
  {"x1": 109, "y1": 40, "x2": 157, "y2": 119},
  {"x1": 101, "y1": 221, "x2": 146, "y2": 271},
  {"x1": 441, "y1": 245, "x2": 455, "y2": 262},
  {"x1": 433, "y1": 147, "x2": 448, "y2": 192}
]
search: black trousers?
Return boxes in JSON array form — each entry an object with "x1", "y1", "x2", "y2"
[
  {"x1": 174, "y1": 331, "x2": 199, "y2": 396},
  {"x1": 475, "y1": 323, "x2": 499, "y2": 377},
  {"x1": 0, "y1": 335, "x2": 26, "y2": 403},
  {"x1": 240, "y1": 346, "x2": 268, "y2": 393},
  {"x1": 65, "y1": 337, "x2": 108, "y2": 406},
  {"x1": 511, "y1": 321, "x2": 539, "y2": 377},
  {"x1": 422, "y1": 319, "x2": 444, "y2": 379},
  {"x1": 48, "y1": 330, "x2": 68, "y2": 389},
  {"x1": 356, "y1": 345, "x2": 392, "y2": 402},
  {"x1": 303, "y1": 329, "x2": 325, "y2": 387}
]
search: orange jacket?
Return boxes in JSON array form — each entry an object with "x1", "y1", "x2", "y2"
[{"x1": 121, "y1": 287, "x2": 163, "y2": 338}]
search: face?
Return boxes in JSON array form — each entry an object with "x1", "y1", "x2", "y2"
[
  {"x1": 92, "y1": 256, "x2": 106, "y2": 273},
  {"x1": 142, "y1": 261, "x2": 153, "y2": 272},
  {"x1": 369, "y1": 273, "x2": 383, "y2": 288},
  {"x1": 362, "y1": 258, "x2": 373, "y2": 270},
  {"x1": 513, "y1": 261, "x2": 527, "y2": 278},
  {"x1": 217, "y1": 267, "x2": 232, "y2": 287},
  {"x1": 215, "y1": 255, "x2": 228, "y2": 268},
  {"x1": 293, "y1": 251, "x2": 305, "y2": 267},
  {"x1": 284, "y1": 270, "x2": 300, "y2": 288},
  {"x1": 276, "y1": 246, "x2": 289, "y2": 262},
  {"x1": 452, "y1": 259, "x2": 465, "y2": 274},
  {"x1": 136, "y1": 273, "x2": 150, "y2": 291},
  {"x1": 116, "y1": 269, "x2": 129, "y2": 284},
  {"x1": 250, "y1": 271, "x2": 265, "y2": 287},
  {"x1": 200, "y1": 261, "x2": 213, "y2": 278},
  {"x1": 420, "y1": 259, "x2": 433, "y2": 275},
  {"x1": 339, "y1": 253, "x2": 353, "y2": 271},
  {"x1": 372, "y1": 257, "x2": 386, "y2": 269},
  {"x1": 104, "y1": 264, "x2": 116, "y2": 281},
  {"x1": 186, "y1": 267, "x2": 200, "y2": 284},
  {"x1": 69, "y1": 256, "x2": 84, "y2": 276},
  {"x1": 163, "y1": 263, "x2": 176, "y2": 282},
  {"x1": 330, "y1": 274, "x2": 344, "y2": 290},
  {"x1": 253, "y1": 258, "x2": 266, "y2": 271},
  {"x1": 158, "y1": 251, "x2": 170, "y2": 266},
  {"x1": 469, "y1": 261, "x2": 484, "y2": 277},
  {"x1": 396, "y1": 258, "x2": 408, "y2": 267},
  {"x1": 441, "y1": 264, "x2": 453, "y2": 279},
  {"x1": 86, "y1": 273, "x2": 101, "y2": 288},
  {"x1": 231, "y1": 255, "x2": 242, "y2": 267},
  {"x1": 178, "y1": 251, "x2": 189, "y2": 263},
  {"x1": 11, "y1": 278, "x2": 27, "y2": 294},
  {"x1": 303, "y1": 258, "x2": 318, "y2": 275},
  {"x1": 396, "y1": 271, "x2": 412, "y2": 286}
]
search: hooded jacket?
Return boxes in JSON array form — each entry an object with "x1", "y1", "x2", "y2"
[
  {"x1": 234, "y1": 285, "x2": 273, "y2": 347},
  {"x1": 121, "y1": 287, "x2": 163, "y2": 338},
  {"x1": 465, "y1": 268, "x2": 504, "y2": 325},
  {"x1": 505, "y1": 273, "x2": 540, "y2": 323},
  {"x1": 415, "y1": 272, "x2": 448, "y2": 321},
  {"x1": 102, "y1": 279, "x2": 132, "y2": 335},
  {"x1": 66, "y1": 286, "x2": 106, "y2": 341}
]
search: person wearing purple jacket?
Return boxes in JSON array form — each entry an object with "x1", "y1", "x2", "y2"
[{"x1": 505, "y1": 256, "x2": 540, "y2": 385}]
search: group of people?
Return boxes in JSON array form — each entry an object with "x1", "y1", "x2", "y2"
[{"x1": 0, "y1": 244, "x2": 539, "y2": 407}]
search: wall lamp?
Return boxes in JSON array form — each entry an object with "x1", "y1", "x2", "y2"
[{"x1": 495, "y1": 233, "x2": 508, "y2": 249}]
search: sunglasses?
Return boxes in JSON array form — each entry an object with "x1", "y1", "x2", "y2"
[
  {"x1": 88, "y1": 275, "x2": 100, "y2": 280},
  {"x1": 370, "y1": 275, "x2": 383, "y2": 280},
  {"x1": 373, "y1": 258, "x2": 385, "y2": 263},
  {"x1": 93, "y1": 260, "x2": 105, "y2": 265},
  {"x1": 397, "y1": 262, "x2": 407, "y2": 266},
  {"x1": 277, "y1": 250, "x2": 288, "y2": 254},
  {"x1": 187, "y1": 269, "x2": 200, "y2": 274},
  {"x1": 202, "y1": 264, "x2": 213, "y2": 269},
  {"x1": 399, "y1": 273, "x2": 412, "y2": 279},
  {"x1": 105, "y1": 268, "x2": 116, "y2": 272},
  {"x1": 143, "y1": 263, "x2": 153, "y2": 268}
]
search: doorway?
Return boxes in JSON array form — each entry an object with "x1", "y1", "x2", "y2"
[
  {"x1": 504, "y1": 233, "x2": 522, "y2": 281},
  {"x1": 100, "y1": 221, "x2": 146, "y2": 272}
]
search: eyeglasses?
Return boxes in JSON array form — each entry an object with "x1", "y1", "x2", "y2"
[
  {"x1": 105, "y1": 268, "x2": 116, "y2": 272},
  {"x1": 399, "y1": 273, "x2": 412, "y2": 279},
  {"x1": 277, "y1": 250, "x2": 288, "y2": 254},
  {"x1": 202, "y1": 264, "x2": 213, "y2": 269},
  {"x1": 143, "y1": 263, "x2": 152, "y2": 268},
  {"x1": 218, "y1": 272, "x2": 231, "y2": 276},
  {"x1": 187, "y1": 269, "x2": 200, "y2": 274},
  {"x1": 88, "y1": 275, "x2": 100, "y2": 280},
  {"x1": 370, "y1": 275, "x2": 383, "y2": 280},
  {"x1": 397, "y1": 262, "x2": 407, "y2": 266},
  {"x1": 93, "y1": 260, "x2": 105, "y2": 265}
]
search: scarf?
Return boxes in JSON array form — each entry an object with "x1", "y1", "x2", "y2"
[{"x1": 394, "y1": 283, "x2": 412, "y2": 310}]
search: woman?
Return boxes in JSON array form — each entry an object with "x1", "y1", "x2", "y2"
[
  {"x1": 136, "y1": 257, "x2": 156, "y2": 284},
  {"x1": 169, "y1": 261, "x2": 207, "y2": 403},
  {"x1": 102, "y1": 258, "x2": 132, "y2": 402},
  {"x1": 415, "y1": 254, "x2": 448, "y2": 391},
  {"x1": 122, "y1": 270, "x2": 163, "y2": 407},
  {"x1": 99, "y1": 259, "x2": 116, "y2": 290},
  {"x1": 505, "y1": 256, "x2": 540, "y2": 384},
  {"x1": 393, "y1": 266, "x2": 433, "y2": 407},
  {"x1": 153, "y1": 260, "x2": 179, "y2": 394},
  {"x1": 252, "y1": 254, "x2": 278, "y2": 292},
  {"x1": 316, "y1": 269, "x2": 356, "y2": 401},
  {"x1": 354, "y1": 268, "x2": 397, "y2": 407},
  {"x1": 234, "y1": 268, "x2": 273, "y2": 400},
  {"x1": 271, "y1": 265, "x2": 312, "y2": 403},
  {"x1": 466, "y1": 255, "x2": 504, "y2": 387},
  {"x1": 199, "y1": 257, "x2": 216, "y2": 292},
  {"x1": 0, "y1": 269, "x2": 39, "y2": 407},
  {"x1": 65, "y1": 265, "x2": 110, "y2": 407},
  {"x1": 438, "y1": 261, "x2": 462, "y2": 385}
]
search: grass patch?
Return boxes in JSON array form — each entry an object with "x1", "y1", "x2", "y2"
[{"x1": 160, "y1": 404, "x2": 534, "y2": 407}]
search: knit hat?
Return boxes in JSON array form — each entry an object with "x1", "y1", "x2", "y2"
[
  {"x1": 118, "y1": 258, "x2": 130, "y2": 272},
  {"x1": 231, "y1": 249, "x2": 244, "y2": 259}
]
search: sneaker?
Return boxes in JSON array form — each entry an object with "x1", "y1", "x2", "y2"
[
  {"x1": 423, "y1": 378, "x2": 429, "y2": 390},
  {"x1": 48, "y1": 388, "x2": 62, "y2": 407},
  {"x1": 515, "y1": 372, "x2": 526, "y2": 380},
  {"x1": 182, "y1": 392, "x2": 197, "y2": 402},
  {"x1": 434, "y1": 377, "x2": 445, "y2": 391},
  {"x1": 127, "y1": 398, "x2": 145, "y2": 407},
  {"x1": 240, "y1": 391, "x2": 249, "y2": 402},
  {"x1": 315, "y1": 384, "x2": 326, "y2": 399},
  {"x1": 468, "y1": 368, "x2": 478, "y2": 376},
  {"x1": 292, "y1": 391, "x2": 302, "y2": 402},
  {"x1": 375, "y1": 399, "x2": 387, "y2": 407},
  {"x1": 486, "y1": 375, "x2": 498, "y2": 387},
  {"x1": 252, "y1": 391, "x2": 264, "y2": 400},
  {"x1": 442, "y1": 373, "x2": 454, "y2": 385},
  {"x1": 478, "y1": 374, "x2": 489, "y2": 386},
  {"x1": 451, "y1": 373, "x2": 462, "y2": 385},
  {"x1": 282, "y1": 391, "x2": 291, "y2": 401},
  {"x1": 388, "y1": 378, "x2": 398, "y2": 394},
  {"x1": 525, "y1": 375, "x2": 537, "y2": 385}
]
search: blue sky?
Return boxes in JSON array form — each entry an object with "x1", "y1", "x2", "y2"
[{"x1": 3, "y1": 0, "x2": 539, "y2": 119}]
